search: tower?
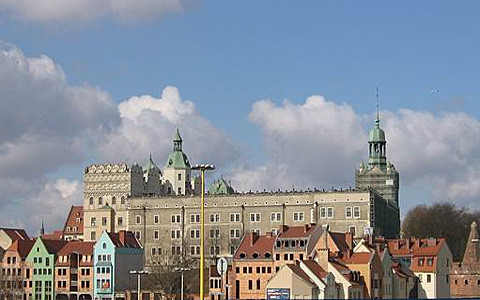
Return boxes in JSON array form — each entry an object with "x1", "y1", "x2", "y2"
[
  {"x1": 143, "y1": 153, "x2": 162, "y2": 196},
  {"x1": 163, "y1": 128, "x2": 192, "y2": 195},
  {"x1": 355, "y1": 99, "x2": 399, "y2": 207}
]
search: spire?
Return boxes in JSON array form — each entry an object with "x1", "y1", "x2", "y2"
[
  {"x1": 173, "y1": 128, "x2": 182, "y2": 151},
  {"x1": 375, "y1": 86, "x2": 380, "y2": 127},
  {"x1": 462, "y1": 221, "x2": 480, "y2": 265},
  {"x1": 40, "y1": 221, "x2": 45, "y2": 236}
]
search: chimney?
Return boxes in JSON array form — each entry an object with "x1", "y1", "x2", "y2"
[
  {"x1": 251, "y1": 231, "x2": 259, "y2": 246},
  {"x1": 345, "y1": 232, "x2": 354, "y2": 250},
  {"x1": 316, "y1": 248, "x2": 330, "y2": 270},
  {"x1": 304, "y1": 224, "x2": 310, "y2": 233},
  {"x1": 119, "y1": 230, "x2": 126, "y2": 245}
]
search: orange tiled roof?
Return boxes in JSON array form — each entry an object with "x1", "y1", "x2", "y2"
[
  {"x1": 341, "y1": 252, "x2": 374, "y2": 265},
  {"x1": 0, "y1": 228, "x2": 29, "y2": 241},
  {"x1": 42, "y1": 230, "x2": 64, "y2": 240},
  {"x1": 234, "y1": 232, "x2": 275, "y2": 259},
  {"x1": 388, "y1": 238, "x2": 446, "y2": 257},
  {"x1": 62, "y1": 206, "x2": 84, "y2": 235},
  {"x1": 57, "y1": 241, "x2": 95, "y2": 256}
]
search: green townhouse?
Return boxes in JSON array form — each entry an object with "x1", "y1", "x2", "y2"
[{"x1": 26, "y1": 238, "x2": 67, "y2": 300}]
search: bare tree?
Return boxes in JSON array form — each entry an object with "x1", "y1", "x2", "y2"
[{"x1": 402, "y1": 202, "x2": 480, "y2": 261}]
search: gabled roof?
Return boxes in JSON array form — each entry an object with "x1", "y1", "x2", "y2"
[
  {"x1": 329, "y1": 232, "x2": 352, "y2": 252},
  {"x1": 208, "y1": 177, "x2": 235, "y2": 195},
  {"x1": 107, "y1": 231, "x2": 142, "y2": 248},
  {"x1": 462, "y1": 221, "x2": 480, "y2": 265},
  {"x1": 301, "y1": 260, "x2": 329, "y2": 279},
  {"x1": 0, "y1": 228, "x2": 29, "y2": 241},
  {"x1": 234, "y1": 232, "x2": 275, "y2": 259},
  {"x1": 42, "y1": 230, "x2": 64, "y2": 240},
  {"x1": 6, "y1": 239, "x2": 36, "y2": 259},
  {"x1": 62, "y1": 206, "x2": 84, "y2": 235},
  {"x1": 286, "y1": 263, "x2": 316, "y2": 286},
  {"x1": 42, "y1": 239, "x2": 68, "y2": 254}
]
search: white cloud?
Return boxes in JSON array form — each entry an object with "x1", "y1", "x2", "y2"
[
  {"x1": 98, "y1": 86, "x2": 239, "y2": 172},
  {"x1": 231, "y1": 95, "x2": 480, "y2": 211},
  {"x1": 0, "y1": 42, "x2": 118, "y2": 233},
  {"x1": 0, "y1": 0, "x2": 188, "y2": 24}
]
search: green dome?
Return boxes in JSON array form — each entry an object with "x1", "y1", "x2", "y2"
[{"x1": 369, "y1": 124, "x2": 385, "y2": 142}]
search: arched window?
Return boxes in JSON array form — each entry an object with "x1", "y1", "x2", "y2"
[
  {"x1": 103, "y1": 243, "x2": 107, "y2": 249},
  {"x1": 120, "y1": 196, "x2": 126, "y2": 205},
  {"x1": 252, "y1": 253, "x2": 259, "y2": 259},
  {"x1": 98, "y1": 197, "x2": 103, "y2": 206},
  {"x1": 112, "y1": 197, "x2": 116, "y2": 205},
  {"x1": 264, "y1": 252, "x2": 271, "y2": 259},
  {"x1": 239, "y1": 253, "x2": 246, "y2": 259},
  {"x1": 89, "y1": 197, "x2": 93, "y2": 205},
  {"x1": 256, "y1": 279, "x2": 261, "y2": 290}
]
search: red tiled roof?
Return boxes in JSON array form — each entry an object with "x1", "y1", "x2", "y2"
[
  {"x1": 6, "y1": 239, "x2": 35, "y2": 259},
  {"x1": 341, "y1": 252, "x2": 374, "y2": 265},
  {"x1": 0, "y1": 228, "x2": 29, "y2": 241},
  {"x1": 107, "y1": 231, "x2": 142, "y2": 248},
  {"x1": 388, "y1": 238, "x2": 446, "y2": 257},
  {"x1": 58, "y1": 241, "x2": 95, "y2": 256},
  {"x1": 42, "y1": 239, "x2": 68, "y2": 254},
  {"x1": 302, "y1": 260, "x2": 329, "y2": 279},
  {"x1": 234, "y1": 232, "x2": 275, "y2": 259},
  {"x1": 42, "y1": 230, "x2": 64, "y2": 240},
  {"x1": 329, "y1": 232, "x2": 351, "y2": 252},
  {"x1": 278, "y1": 224, "x2": 318, "y2": 238},
  {"x1": 286, "y1": 263, "x2": 315, "y2": 286},
  {"x1": 62, "y1": 206, "x2": 84, "y2": 235}
]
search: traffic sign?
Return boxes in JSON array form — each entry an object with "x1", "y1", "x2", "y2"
[{"x1": 216, "y1": 257, "x2": 228, "y2": 276}]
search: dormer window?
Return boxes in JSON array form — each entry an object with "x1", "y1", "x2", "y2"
[
  {"x1": 239, "y1": 253, "x2": 246, "y2": 259},
  {"x1": 252, "y1": 253, "x2": 259, "y2": 259}
]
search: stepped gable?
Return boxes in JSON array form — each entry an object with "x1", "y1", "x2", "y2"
[
  {"x1": 234, "y1": 232, "x2": 275, "y2": 259},
  {"x1": 0, "y1": 228, "x2": 29, "y2": 241}
]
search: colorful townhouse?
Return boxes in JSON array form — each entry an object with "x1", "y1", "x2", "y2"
[
  {"x1": 26, "y1": 238, "x2": 67, "y2": 300},
  {"x1": 55, "y1": 241, "x2": 95, "y2": 300},
  {"x1": 93, "y1": 231, "x2": 143, "y2": 300},
  {"x1": 388, "y1": 237, "x2": 452, "y2": 299},
  {"x1": 1, "y1": 239, "x2": 35, "y2": 300}
]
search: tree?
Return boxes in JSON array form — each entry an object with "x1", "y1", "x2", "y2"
[{"x1": 402, "y1": 202, "x2": 480, "y2": 261}]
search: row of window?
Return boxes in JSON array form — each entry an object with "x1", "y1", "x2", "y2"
[
  {"x1": 96, "y1": 267, "x2": 111, "y2": 274},
  {"x1": 1, "y1": 268, "x2": 22, "y2": 276},
  {"x1": 5, "y1": 256, "x2": 17, "y2": 265},
  {"x1": 88, "y1": 196, "x2": 126, "y2": 206},
  {"x1": 454, "y1": 278, "x2": 480, "y2": 285},
  {"x1": 97, "y1": 254, "x2": 112, "y2": 262},
  {"x1": 33, "y1": 257, "x2": 50, "y2": 266},
  {"x1": 134, "y1": 208, "x2": 360, "y2": 225},
  {"x1": 33, "y1": 268, "x2": 52, "y2": 275},
  {"x1": 235, "y1": 266, "x2": 273, "y2": 274}
]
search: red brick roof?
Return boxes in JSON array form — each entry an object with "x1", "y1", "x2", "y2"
[
  {"x1": 107, "y1": 231, "x2": 142, "y2": 248},
  {"x1": 278, "y1": 224, "x2": 317, "y2": 238},
  {"x1": 0, "y1": 228, "x2": 29, "y2": 241},
  {"x1": 62, "y1": 206, "x2": 84, "y2": 235},
  {"x1": 6, "y1": 239, "x2": 35, "y2": 259},
  {"x1": 234, "y1": 232, "x2": 275, "y2": 259},
  {"x1": 58, "y1": 241, "x2": 95, "y2": 256}
]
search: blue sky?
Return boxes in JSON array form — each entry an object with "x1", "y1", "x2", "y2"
[{"x1": 1, "y1": 1, "x2": 480, "y2": 232}]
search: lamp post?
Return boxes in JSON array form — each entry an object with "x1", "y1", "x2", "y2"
[
  {"x1": 129, "y1": 270, "x2": 149, "y2": 300},
  {"x1": 191, "y1": 164, "x2": 215, "y2": 300},
  {"x1": 175, "y1": 267, "x2": 192, "y2": 300}
]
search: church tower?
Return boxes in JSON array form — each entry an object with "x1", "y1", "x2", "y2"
[
  {"x1": 355, "y1": 101, "x2": 399, "y2": 207},
  {"x1": 163, "y1": 128, "x2": 192, "y2": 195}
]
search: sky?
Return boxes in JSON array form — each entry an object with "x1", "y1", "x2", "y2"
[{"x1": 1, "y1": 1, "x2": 480, "y2": 234}]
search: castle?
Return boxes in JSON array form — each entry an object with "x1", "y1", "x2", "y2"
[{"x1": 82, "y1": 109, "x2": 400, "y2": 264}]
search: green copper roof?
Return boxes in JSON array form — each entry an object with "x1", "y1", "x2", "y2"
[
  {"x1": 208, "y1": 177, "x2": 234, "y2": 195},
  {"x1": 165, "y1": 150, "x2": 190, "y2": 169},
  {"x1": 369, "y1": 124, "x2": 386, "y2": 142}
]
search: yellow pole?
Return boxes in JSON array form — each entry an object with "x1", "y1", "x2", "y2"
[{"x1": 200, "y1": 169, "x2": 205, "y2": 300}]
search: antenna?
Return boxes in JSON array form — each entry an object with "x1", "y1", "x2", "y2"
[{"x1": 375, "y1": 86, "x2": 380, "y2": 125}]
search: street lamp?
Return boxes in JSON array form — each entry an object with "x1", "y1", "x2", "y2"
[
  {"x1": 175, "y1": 267, "x2": 192, "y2": 300},
  {"x1": 129, "y1": 270, "x2": 149, "y2": 300},
  {"x1": 191, "y1": 164, "x2": 215, "y2": 300}
]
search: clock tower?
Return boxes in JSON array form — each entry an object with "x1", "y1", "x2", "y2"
[{"x1": 355, "y1": 103, "x2": 399, "y2": 208}]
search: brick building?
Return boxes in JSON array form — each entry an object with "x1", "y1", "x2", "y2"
[{"x1": 451, "y1": 221, "x2": 480, "y2": 298}]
